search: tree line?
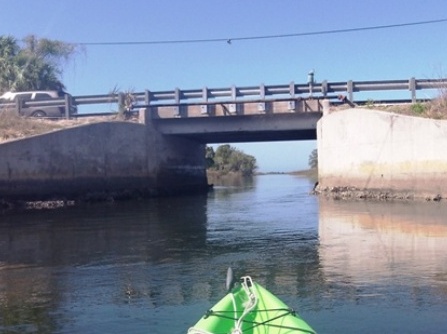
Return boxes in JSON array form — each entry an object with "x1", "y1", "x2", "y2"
[
  {"x1": 207, "y1": 145, "x2": 317, "y2": 175},
  {"x1": 206, "y1": 144, "x2": 257, "y2": 176}
]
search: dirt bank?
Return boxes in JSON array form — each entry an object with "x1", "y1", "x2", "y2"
[{"x1": 0, "y1": 112, "x2": 132, "y2": 143}]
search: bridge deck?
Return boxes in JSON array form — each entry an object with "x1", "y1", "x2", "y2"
[{"x1": 151, "y1": 112, "x2": 321, "y2": 143}]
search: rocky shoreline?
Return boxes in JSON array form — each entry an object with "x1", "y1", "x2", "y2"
[{"x1": 313, "y1": 185, "x2": 443, "y2": 202}]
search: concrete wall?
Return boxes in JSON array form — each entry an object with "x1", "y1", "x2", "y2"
[
  {"x1": 317, "y1": 108, "x2": 447, "y2": 198},
  {"x1": 0, "y1": 110, "x2": 208, "y2": 202}
]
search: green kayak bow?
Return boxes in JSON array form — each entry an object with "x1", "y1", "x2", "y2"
[{"x1": 188, "y1": 272, "x2": 316, "y2": 334}]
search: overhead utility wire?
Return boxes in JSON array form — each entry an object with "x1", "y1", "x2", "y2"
[{"x1": 79, "y1": 18, "x2": 447, "y2": 46}]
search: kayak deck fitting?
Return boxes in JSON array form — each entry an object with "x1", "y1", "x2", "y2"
[{"x1": 188, "y1": 273, "x2": 316, "y2": 334}]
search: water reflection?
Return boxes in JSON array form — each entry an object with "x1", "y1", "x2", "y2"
[
  {"x1": 0, "y1": 196, "x2": 209, "y2": 333},
  {"x1": 205, "y1": 175, "x2": 322, "y2": 304},
  {"x1": 318, "y1": 199, "x2": 447, "y2": 301},
  {"x1": 0, "y1": 196, "x2": 208, "y2": 268},
  {"x1": 207, "y1": 173, "x2": 255, "y2": 189},
  {"x1": 0, "y1": 266, "x2": 59, "y2": 333},
  {"x1": 319, "y1": 199, "x2": 447, "y2": 282},
  {"x1": 1, "y1": 176, "x2": 446, "y2": 333}
]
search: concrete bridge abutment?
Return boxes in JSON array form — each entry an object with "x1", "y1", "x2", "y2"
[
  {"x1": 317, "y1": 108, "x2": 447, "y2": 200},
  {"x1": 0, "y1": 109, "x2": 208, "y2": 204}
]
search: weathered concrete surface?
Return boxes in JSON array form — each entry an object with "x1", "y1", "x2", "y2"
[
  {"x1": 0, "y1": 113, "x2": 208, "y2": 202},
  {"x1": 317, "y1": 108, "x2": 447, "y2": 199}
]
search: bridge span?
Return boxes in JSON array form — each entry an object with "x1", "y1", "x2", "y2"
[
  {"x1": 2, "y1": 77, "x2": 446, "y2": 204},
  {"x1": 8, "y1": 77, "x2": 445, "y2": 144},
  {"x1": 123, "y1": 77, "x2": 444, "y2": 143},
  {"x1": 142, "y1": 98, "x2": 323, "y2": 143}
]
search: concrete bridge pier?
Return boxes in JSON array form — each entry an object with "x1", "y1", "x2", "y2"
[{"x1": 139, "y1": 108, "x2": 208, "y2": 196}]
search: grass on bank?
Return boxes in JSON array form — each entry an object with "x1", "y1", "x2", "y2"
[
  {"x1": 0, "y1": 111, "x2": 65, "y2": 142},
  {"x1": 353, "y1": 91, "x2": 447, "y2": 119},
  {"x1": 0, "y1": 111, "x2": 123, "y2": 143}
]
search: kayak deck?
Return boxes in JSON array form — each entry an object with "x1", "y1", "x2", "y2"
[{"x1": 188, "y1": 276, "x2": 316, "y2": 334}]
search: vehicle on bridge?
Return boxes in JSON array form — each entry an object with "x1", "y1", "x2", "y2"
[{"x1": 0, "y1": 90, "x2": 77, "y2": 118}]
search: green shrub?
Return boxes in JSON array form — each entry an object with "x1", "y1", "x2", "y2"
[{"x1": 411, "y1": 102, "x2": 426, "y2": 115}]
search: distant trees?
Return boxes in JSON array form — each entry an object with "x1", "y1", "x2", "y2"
[
  {"x1": 0, "y1": 35, "x2": 79, "y2": 93},
  {"x1": 206, "y1": 144, "x2": 257, "y2": 176},
  {"x1": 308, "y1": 149, "x2": 318, "y2": 169}
]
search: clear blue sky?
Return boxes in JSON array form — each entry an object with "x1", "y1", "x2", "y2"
[{"x1": 2, "y1": 0, "x2": 447, "y2": 172}]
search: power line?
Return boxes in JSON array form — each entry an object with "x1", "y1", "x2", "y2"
[{"x1": 79, "y1": 18, "x2": 447, "y2": 46}]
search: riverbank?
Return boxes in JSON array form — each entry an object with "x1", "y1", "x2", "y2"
[{"x1": 0, "y1": 112, "x2": 129, "y2": 143}]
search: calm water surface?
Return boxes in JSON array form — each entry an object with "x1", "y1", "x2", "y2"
[{"x1": 0, "y1": 174, "x2": 446, "y2": 333}]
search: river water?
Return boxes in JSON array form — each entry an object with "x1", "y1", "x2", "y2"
[{"x1": 0, "y1": 174, "x2": 446, "y2": 333}]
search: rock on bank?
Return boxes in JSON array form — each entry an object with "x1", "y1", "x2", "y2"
[{"x1": 316, "y1": 108, "x2": 447, "y2": 200}]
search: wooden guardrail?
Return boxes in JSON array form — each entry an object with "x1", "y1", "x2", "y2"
[{"x1": 1, "y1": 78, "x2": 446, "y2": 118}]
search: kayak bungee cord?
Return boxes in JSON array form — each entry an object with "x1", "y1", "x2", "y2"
[
  {"x1": 188, "y1": 276, "x2": 258, "y2": 334},
  {"x1": 232, "y1": 276, "x2": 258, "y2": 334},
  {"x1": 195, "y1": 308, "x2": 315, "y2": 333}
]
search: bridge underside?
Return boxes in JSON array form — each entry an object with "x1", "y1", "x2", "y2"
[{"x1": 151, "y1": 112, "x2": 321, "y2": 143}]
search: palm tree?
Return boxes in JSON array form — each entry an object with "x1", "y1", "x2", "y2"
[
  {"x1": 0, "y1": 36, "x2": 19, "y2": 92},
  {"x1": 0, "y1": 35, "x2": 79, "y2": 94}
]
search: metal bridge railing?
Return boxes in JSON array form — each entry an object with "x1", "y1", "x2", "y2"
[
  {"x1": 74, "y1": 77, "x2": 447, "y2": 107},
  {"x1": 1, "y1": 78, "x2": 446, "y2": 118}
]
